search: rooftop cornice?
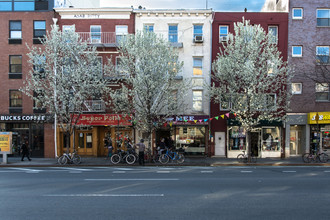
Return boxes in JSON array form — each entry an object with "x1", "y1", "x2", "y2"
[
  {"x1": 55, "y1": 7, "x2": 133, "y2": 13},
  {"x1": 133, "y1": 9, "x2": 213, "y2": 13}
]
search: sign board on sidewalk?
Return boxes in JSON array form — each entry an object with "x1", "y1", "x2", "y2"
[{"x1": 0, "y1": 132, "x2": 13, "y2": 154}]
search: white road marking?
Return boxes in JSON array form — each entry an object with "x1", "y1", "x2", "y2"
[
  {"x1": 9, "y1": 168, "x2": 41, "y2": 173},
  {"x1": 324, "y1": 171, "x2": 330, "y2": 173},
  {"x1": 44, "y1": 194, "x2": 164, "y2": 197},
  {"x1": 157, "y1": 171, "x2": 170, "y2": 173},
  {"x1": 85, "y1": 178, "x2": 179, "y2": 181},
  {"x1": 53, "y1": 167, "x2": 93, "y2": 172},
  {"x1": 282, "y1": 171, "x2": 297, "y2": 173},
  {"x1": 201, "y1": 171, "x2": 213, "y2": 173},
  {"x1": 113, "y1": 171, "x2": 126, "y2": 173},
  {"x1": 240, "y1": 171, "x2": 253, "y2": 173}
]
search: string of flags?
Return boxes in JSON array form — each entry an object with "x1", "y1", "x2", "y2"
[{"x1": 164, "y1": 112, "x2": 237, "y2": 127}]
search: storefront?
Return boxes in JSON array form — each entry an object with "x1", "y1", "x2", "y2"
[
  {"x1": 156, "y1": 115, "x2": 209, "y2": 156},
  {"x1": 57, "y1": 114, "x2": 134, "y2": 157},
  {"x1": 0, "y1": 114, "x2": 49, "y2": 157},
  {"x1": 308, "y1": 112, "x2": 330, "y2": 152},
  {"x1": 227, "y1": 121, "x2": 283, "y2": 158}
]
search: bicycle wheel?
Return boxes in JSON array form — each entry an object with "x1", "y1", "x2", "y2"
[
  {"x1": 152, "y1": 154, "x2": 160, "y2": 163},
  {"x1": 111, "y1": 154, "x2": 121, "y2": 164},
  {"x1": 176, "y1": 154, "x2": 185, "y2": 163},
  {"x1": 59, "y1": 156, "x2": 68, "y2": 165},
  {"x1": 302, "y1": 153, "x2": 311, "y2": 163},
  {"x1": 72, "y1": 155, "x2": 81, "y2": 165},
  {"x1": 237, "y1": 154, "x2": 245, "y2": 163},
  {"x1": 159, "y1": 154, "x2": 169, "y2": 164},
  {"x1": 318, "y1": 153, "x2": 328, "y2": 163},
  {"x1": 126, "y1": 154, "x2": 136, "y2": 165}
]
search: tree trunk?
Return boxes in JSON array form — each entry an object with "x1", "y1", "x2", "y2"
[{"x1": 246, "y1": 131, "x2": 251, "y2": 163}]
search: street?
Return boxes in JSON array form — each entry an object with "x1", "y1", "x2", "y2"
[{"x1": 0, "y1": 166, "x2": 330, "y2": 220}]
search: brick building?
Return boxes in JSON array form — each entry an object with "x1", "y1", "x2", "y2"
[
  {"x1": 0, "y1": 0, "x2": 55, "y2": 157},
  {"x1": 210, "y1": 12, "x2": 289, "y2": 158}
]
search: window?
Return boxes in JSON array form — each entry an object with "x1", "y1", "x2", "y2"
[
  {"x1": 116, "y1": 25, "x2": 128, "y2": 44},
  {"x1": 267, "y1": 60, "x2": 274, "y2": 74},
  {"x1": 193, "y1": 57, "x2": 203, "y2": 75},
  {"x1": 316, "y1": 46, "x2": 329, "y2": 64},
  {"x1": 268, "y1": 26, "x2": 278, "y2": 44},
  {"x1": 144, "y1": 24, "x2": 154, "y2": 32},
  {"x1": 315, "y1": 83, "x2": 329, "y2": 101},
  {"x1": 90, "y1": 25, "x2": 101, "y2": 43},
  {"x1": 193, "y1": 24, "x2": 203, "y2": 42},
  {"x1": 168, "y1": 25, "x2": 178, "y2": 43},
  {"x1": 9, "y1": 90, "x2": 22, "y2": 113},
  {"x1": 317, "y1": 9, "x2": 330, "y2": 27},
  {"x1": 33, "y1": 20, "x2": 46, "y2": 44},
  {"x1": 292, "y1": 46, "x2": 302, "y2": 57},
  {"x1": 0, "y1": 1, "x2": 12, "y2": 11},
  {"x1": 9, "y1": 55, "x2": 22, "y2": 73},
  {"x1": 219, "y1": 25, "x2": 228, "y2": 42},
  {"x1": 34, "y1": 21, "x2": 46, "y2": 38},
  {"x1": 292, "y1": 8, "x2": 303, "y2": 19},
  {"x1": 14, "y1": 0, "x2": 34, "y2": 11},
  {"x1": 63, "y1": 25, "x2": 75, "y2": 32},
  {"x1": 292, "y1": 83, "x2": 302, "y2": 94},
  {"x1": 116, "y1": 57, "x2": 126, "y2": 76},
  {"x1": 192, "y1": 90, "x2": 203, "y2": 112},
  {"x1": 9, "y1": 20, "x2": 22, "y2": 39}
]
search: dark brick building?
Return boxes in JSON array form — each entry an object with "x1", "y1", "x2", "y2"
[{"x1": 210, "y1": 12, "x2": 289, "y2": 158}]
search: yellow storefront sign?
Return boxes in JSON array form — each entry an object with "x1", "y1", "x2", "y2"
[
  {"x1": 308, "y1": 112, "x2": 330, "y2": 124},
  {"x1": 0, "y1": 132, "x2": 12, "y2": 153}
]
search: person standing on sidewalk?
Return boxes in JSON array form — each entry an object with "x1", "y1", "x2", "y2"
[
  {"x1": 21, "y1": 141, "x2": 31, "y2": 161},
  {"x1": 135, "y1": 139, "x2": 146, "y2": 165}
]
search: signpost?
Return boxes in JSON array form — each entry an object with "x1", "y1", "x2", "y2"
[{"x1": 0, "y1": 132, "x2": 13, "y2": 164}]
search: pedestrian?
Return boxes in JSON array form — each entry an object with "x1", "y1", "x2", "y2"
[
  {"x1": 21, "y1": 141, "x2": 31, "y2": 161},
  {"x1": 107, "y1": 138, "x2": 113, "y2": 159},
  {"x1": 135, "y1": 139, "x2": 146, "y2": 165}
]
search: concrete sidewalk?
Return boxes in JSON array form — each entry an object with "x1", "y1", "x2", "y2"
[{"x1": 1, "y1": 155, "x2": 330, "y2": 167}]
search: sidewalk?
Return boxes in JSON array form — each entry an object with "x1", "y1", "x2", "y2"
[{"x1": 1, "y1": 155, "x2": 330, "y2": 167}]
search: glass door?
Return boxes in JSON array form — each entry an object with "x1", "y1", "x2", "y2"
[
  {"x1": 77, "y1": 132, "x2": 93, "y2": 155},
  {"x1": 290, "y1": 126, "x2": 303, "y2": 156}
]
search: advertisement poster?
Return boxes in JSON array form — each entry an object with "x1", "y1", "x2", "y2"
[{"x1": 0, "y1": 132, "x2": 12, "y2": 154}]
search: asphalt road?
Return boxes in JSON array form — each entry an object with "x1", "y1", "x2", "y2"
[{"x1": 0, "y1": 166, "x2": 329, "y2": 220}]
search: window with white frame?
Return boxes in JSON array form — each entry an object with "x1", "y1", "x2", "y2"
[
  {"x1": 193, "y1": 24, "x2": 203, "y2": 42},
  {"x1": 268, "y1": 26, "x2": 278, "y2": 44},
  {"x1": 292, "y1": 8, "x2": 303, "y2": 19},
  {"x1": 63, "y1": 25, "x2": 75, "y2": 32},
  {"x1": 292, "y1": 46, "x2": 302, "y2": 57},
  {"x1": 144, "y1": 24, "x2": 154, "y2": 32},
  {"x1": 317, "y1": 9, "x2": 330, "y2": 27},
  {"x1": 292, "y1": 83, "x2": 302, "y2": 94},
  {"x1": 168, "y1": 24, "x2": 178, "y2": 43},
  {"x1": 219, "y1": 25, "x2": 228, "y2": 42},
  {"x1": 116, "y1": 25, "x2": 128, "y2": 44},
  {"x1": 315, "y1": 83, "x2": 329, "y2": 101},
  {"x1": 192, "y1": 90, "x2": 203, "y2": 112},
  {"x1": 90, "y1": 25, "x2": 101, "y2": 43},
  {"x1": 193, "y1": 57, "x2": 203, "y2": 75},
  {"x1": 316, "y1": 46, "x2": 329, "y2": 64}
]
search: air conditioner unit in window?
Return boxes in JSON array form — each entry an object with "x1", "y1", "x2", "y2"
[
  {"x1": 194, "y1": 35, "x2": 203, "y2": 43},
  {"x1": 220, "y1": 36, "x2": 228, "y2": 42}
]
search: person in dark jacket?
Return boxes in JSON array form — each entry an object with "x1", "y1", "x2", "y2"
[
  {"x1": 21, "y1": 141, "x2": 31, "y2": 161},
  {"x1": 135, "y1": 139, "x2": 146, "y2": 165}
]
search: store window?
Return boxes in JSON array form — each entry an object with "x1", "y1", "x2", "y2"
[
  {"x1": 228, "y1": 126, "x2": 246, "y2": 151},
  {"x1": 262, "y1": 127, "x2": 280, "y2": 151},
  {"x1": 174, "y1": 126, "x2": 205, "y2": 155}
]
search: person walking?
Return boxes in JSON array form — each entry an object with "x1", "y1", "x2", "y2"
[
  {"x1": 21, "y1": 141, "x2": 31, "y2": 161},
  {"x1": 135, "y1": 139, "x2": 146, "y2": 166}
]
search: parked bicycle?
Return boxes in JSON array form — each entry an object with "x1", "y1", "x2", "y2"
[
  {"x1": 159, "y1": 148, "x2": 185, "y2": 164},
  {"x1": 58, "y1": 150, "x2": 81, "y2": 165},
  {"x1": 110, "y1": 147, "x2": 136, "y2": 165},
  {"x1": 237, "y1": 150, "x2": 257, "y2": 163},
  {"x1": 302, "y1": 149, "x2": 328, "y2": 163}
]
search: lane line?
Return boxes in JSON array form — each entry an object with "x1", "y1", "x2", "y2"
[
  {"x1": 157, "y1": 171, "x2": 170, "y2": 173},
  {"x1": 85, "y1": 178, "x2": 179, "y2": 181},
  {"x1": 282, "y1": 171, "x2": 297, "y2": 173},
  {"x1": 113, "y1": 171, "x2": 126, "y2": 173},
  {"x1": 201, "y1": 171, "x2": 213, "y2": 173},
  {"x1": 9, "y1": 168, "x2": 42, "y2": 173},
  {"x1": 44, "y1": 194, "x2": 164, "y2": 197},
  {"x1": 53, "y1": 167, "x2": 93, "y2": 171},
  {"x1": 240, "y1": 171, "x2": 253, "y2": 173}
]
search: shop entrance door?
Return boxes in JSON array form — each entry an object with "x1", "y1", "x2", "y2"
[
  {"x1": 77, "y1": 132, "x2": 93, "y2": 155},
  {"x1": 214, "y1": 132, "x2": 225, "y2": 156},
  {"x1": 290, "y1": 126, "x2": 303, "y2": 156},
  {"x1": 251, "y1": 132, "x2": 260, "y2": 157}
]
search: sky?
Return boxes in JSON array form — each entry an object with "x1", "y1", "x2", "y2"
[{"x1": 100, "y1": 0, "x2": 267, "y2": 12}]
